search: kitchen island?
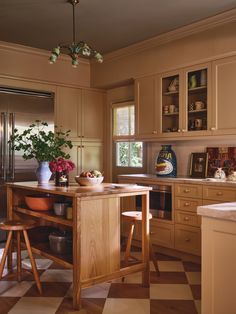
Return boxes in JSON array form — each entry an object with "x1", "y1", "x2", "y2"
[
  {"x1": 197, "y1": 202, "x2": 236, "y2": 314},
  {"x1": 6, "y1": 182, "x2": 152, "y2": 309}
]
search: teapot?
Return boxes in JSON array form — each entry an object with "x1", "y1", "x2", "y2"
[{"x1": 214, "y1": 168, "x2": 226, "y2": 180}]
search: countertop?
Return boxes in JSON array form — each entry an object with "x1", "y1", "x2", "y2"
[
  {"x1": 7, "y1": 181, "x2": 152, "y2": 198},
  {"x1": 197, "y1": 202, "x2": 236, "y2": 222},
  {"x1": 118, "y1": 174, "x2": 236, "y2": 187}
]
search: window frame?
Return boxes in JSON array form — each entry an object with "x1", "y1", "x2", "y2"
[{"x1": 115, "y1": 140, "x2": 144, "y2": 168}]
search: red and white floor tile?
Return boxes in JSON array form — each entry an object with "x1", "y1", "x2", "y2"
[{"x1": 0, "y1": 249, "x2": 201, "y2": 314}]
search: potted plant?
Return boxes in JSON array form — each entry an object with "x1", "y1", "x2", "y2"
[
  {"x1": 49, "y1": 157, "x2": 75, "y2": 187},
  {"x1": 9, "y1": 120, "x2": 73, "y2": 185}
]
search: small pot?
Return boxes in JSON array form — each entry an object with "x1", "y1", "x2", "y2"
[
  {"x1": 49, "y1": 231, "x2": 72, "y2": 255},
  {"x1": 53, "y1": 202, "x2": 69, "y2": 216}
]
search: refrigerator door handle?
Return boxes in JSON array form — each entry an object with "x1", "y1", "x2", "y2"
[
  {"x1": 0, "y1": 112, "x2": 7, "y2": 181},
  {"x1": 9, "y1": 113, "x2": 15, "y2": 181}
]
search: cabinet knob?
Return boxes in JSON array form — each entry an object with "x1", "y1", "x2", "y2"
[
  {"x1": 184, "y1": 216, "x2": 190, "y2": 221},
  {"x1": 177, "y1": 129, "x2": 181, "y2": 133},
  {"x1": 185, "y1": 238, "x2": 191, "y2": 242},
  {"x1": 216, "y1": 191, "x2": 223, "y2": 196},
  {"x1": 183, "y1": 189, "x2": 190, "y2": 193},
  {"x1": 210, "y1": 127, "x2": 216, "y2": 131},
  {"x1": 182, "y1": 129, "x2": 187, "y2": 132},
  {"x1": 152, "y1": 130, "x2": 157, "y2": 134},
  {"x1": 184, "y1": 202, "x2": 190, "y2": 206}
]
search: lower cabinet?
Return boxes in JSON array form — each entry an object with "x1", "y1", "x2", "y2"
[
  {"x1": 151, "y1": 220, "x2": 174, "y2": 249},
  {"x1": 175, "y1": 224, "x2": 201, "y2": 255}
]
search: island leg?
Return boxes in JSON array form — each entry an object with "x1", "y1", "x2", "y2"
[{"x1": 141, "y1": 192, "x2": 150, "y2": 287}]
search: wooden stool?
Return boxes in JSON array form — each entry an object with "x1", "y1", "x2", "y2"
[
  {"x1": 122, "y1": 211, "x2": 159, "y2": 276},
  {"x1": 0, "y1": 220, "x2": 42, "y2": 294}
]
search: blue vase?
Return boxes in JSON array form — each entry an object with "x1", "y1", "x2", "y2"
[
  {"x1": 36, "y1": 161, "x2": 52, "y2": 185},
  {"x1": 155, "y1": 145, "x2": 177, "y2": 177}
]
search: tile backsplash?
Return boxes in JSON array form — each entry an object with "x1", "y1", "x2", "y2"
[{"x1": 147, "y1": 138, "x2": 236, "y2": 177}]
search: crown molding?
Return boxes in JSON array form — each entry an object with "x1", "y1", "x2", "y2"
[
  {"x1": 100, "y1": 8, "x2": 236, "y2": 63},
  {"x1": 0, "y1": 41, "x2": 90, "y2": 65}
]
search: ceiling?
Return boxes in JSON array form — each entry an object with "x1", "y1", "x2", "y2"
[{"x1": 0, "y1": 0, "x2": 236, "y2": 54}]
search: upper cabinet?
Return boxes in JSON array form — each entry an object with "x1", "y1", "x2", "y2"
[
  {"x1": 212, "y1": 56, "x2": 236, "y2": 135},
  {"x1": 56, "y1": 86, "x2": 105, "y2": 141},
  {"x1": 159, "y1": 63, "x2": 211, "y2": 138},
  {"x1": 135, "y1": 75, "x2": 159, "y2": 138}
]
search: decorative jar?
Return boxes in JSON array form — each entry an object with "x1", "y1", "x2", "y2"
[{"x1": 155, "y1": 145, "x2": 177, "y2": 177}]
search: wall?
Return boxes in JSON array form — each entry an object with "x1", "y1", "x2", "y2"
[
  {"x1": 91, "y1": 12, "x2": 236, "y2": 88},
  {"x1": 0, "y1": 41, "x2": 90, "y2": 88}
]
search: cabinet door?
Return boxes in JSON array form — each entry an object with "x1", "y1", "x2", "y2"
[
  {"x1": 135, "y1": 75, "x2": 159, "y2": 138},
  {"x1": 212, "y1": 56, "x2": 236, "y2": 135},
  {"x1": 82, "y1": 90, "x2": 105, "y2": 140},
  {"x1": 183, "y1": 62, "x2": 212, "y2": 136},
  {"x1": 56, "y1": 86, "x2": 82, "y2": 138},
  {"x1": 79, "y1": 142, "x2": 103, "y2": 173}
]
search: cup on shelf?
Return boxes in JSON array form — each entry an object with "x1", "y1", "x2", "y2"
[
  {"x1": 169, "y1": 104, "x2": 175, "y2": 114},
  {"x1": 163, "y1": 105, "x2": 169, "y2": 114},
  {"x1": 194, "y1": 118, "x2": 203, "y2": 129},
  {"x1": 195, "y1": 101, "x2": 205, "y2": 110}
]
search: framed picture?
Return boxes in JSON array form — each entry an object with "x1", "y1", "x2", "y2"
[{"x1": 189, "y1": 152, "x2": 208, "y2": 178}]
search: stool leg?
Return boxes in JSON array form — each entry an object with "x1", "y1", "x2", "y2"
[
  {"x1": 16, "y1": 231, "x2": 21, "y2": 282},
  {"x1": 150, "y1": 241, "x2": 160, "y2": 276},
  {"x1": 124, "y1": 222, "x2": 135, "y2": 266},
  {"x1": 23, "y1": 230, "x2": 42, "y2": 294},
  {"x1": 0, "y1": 231, "x2": 13, "y2": 279}
]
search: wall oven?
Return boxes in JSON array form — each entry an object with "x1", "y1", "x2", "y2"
[{"x1": 136, "y1": 184, "x2": 172, "y2": 220}]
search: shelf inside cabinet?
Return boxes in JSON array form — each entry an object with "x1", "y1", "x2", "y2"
[
  {"x1": 188, "y1": 86, "x2": 207, "y2": 93},
  {"x1": 163, "y1": 112, "x2": 179, "y2": 116},
  {"x1": 14, "y1": 207, "x2": 73, "y2": 227},
  {"x1": 188, "y1": 109, "x2": 207, "y2": 114},
  {"x1": 163, "y1": 90, "x2": 179, "y2": 96}
]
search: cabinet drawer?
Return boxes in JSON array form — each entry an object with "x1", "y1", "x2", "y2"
[
  {"x1": 175, "y1": 210, "x2": 201, "y2": 227},
  {"x1": 203, "y1": 186, "x2": 236, "y2": 202},
  {"x1": 175, "y1": 184, "x2": 202, "y2": 199},
  {"x1": 175, "y1": 224, "x2": 201, "y2": 255},
  {"x1": 151, "y1": 220, "x2": 174, "y2": 249},
  {"x1": 175, "y1": 197, "x2": 202, "y2": 212}
]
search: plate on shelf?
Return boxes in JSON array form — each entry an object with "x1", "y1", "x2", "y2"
[{"x1": 111, "y1": 184, "x2": 137, "y2": 189}]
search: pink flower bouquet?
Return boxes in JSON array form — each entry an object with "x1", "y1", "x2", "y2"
[{"x1": 49, "y1": 157, "x2": 75, "y2": 173}]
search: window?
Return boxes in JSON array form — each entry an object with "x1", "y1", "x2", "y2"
[
  {"x1": 116, "y1": 142, "x2": 143, "y2": 167},
  {"x1": 112, "y1": 101, "x2": 143, "y2": 168}
]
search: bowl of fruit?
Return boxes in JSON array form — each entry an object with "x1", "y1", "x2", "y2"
[{"x1": 75, "y1": 170, "x2": 104, "y2": 186}]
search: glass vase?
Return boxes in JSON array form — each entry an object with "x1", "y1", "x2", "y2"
[{"x1": 55, "y1": 171, "x2": 69, "y2": 187}]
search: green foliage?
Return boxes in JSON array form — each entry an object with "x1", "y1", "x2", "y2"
[{"x1": 9, "y1": 120, "x2": 73, "y2": 162}]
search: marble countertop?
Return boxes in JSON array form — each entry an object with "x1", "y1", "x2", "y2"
[
  {"x1": 197, "y1": 202, "x2": 236, "y2": 222},
  {"x1": 118, "y1": 174, "x2": 236, "y2": 187}
]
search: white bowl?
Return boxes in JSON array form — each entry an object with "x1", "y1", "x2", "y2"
[{"x1": 75, "y1": 176, "x2": 104, "y2": 186}]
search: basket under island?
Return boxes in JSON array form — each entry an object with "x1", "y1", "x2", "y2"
[{"x1": 6, "y1": 182, "x2": 152, "y2": 309}]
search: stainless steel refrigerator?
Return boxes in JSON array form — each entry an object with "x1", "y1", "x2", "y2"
[{"x1": 0, "y1": 86, "x2": 54, "y2": 241}]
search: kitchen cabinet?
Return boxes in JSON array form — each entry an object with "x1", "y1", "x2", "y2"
[
  {"x1": 160, "y1": 63, "x2": 211, "y2": 138},
  {"x1": 135, "y1": 75, "x2": 159, "y2": 138},
  {"x1": 56, "y1": 86, "x2": 105, "y2": 141},
  {"x1": 212, "y1": 55, "x2": 236, "y2": 135}
]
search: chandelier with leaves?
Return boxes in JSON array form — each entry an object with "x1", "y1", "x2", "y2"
[{"x1": 49, "y1": 0, "x2": 103, "y2": 68}]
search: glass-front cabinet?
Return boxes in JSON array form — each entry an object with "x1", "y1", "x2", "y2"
[{"x1": 160, "y1": 63, "x2": 211, "y2": 137}]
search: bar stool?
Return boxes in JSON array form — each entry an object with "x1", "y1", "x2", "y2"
[
  {"x1": 0, "y1": 220, "x2": 42, "y2": 294},
  {"x1": 122, "y1": 211, "x2": 159, "y2": 276}
]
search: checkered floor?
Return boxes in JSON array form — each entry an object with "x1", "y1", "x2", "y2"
[{"x1": 0, "y1": 250, "x2": 201, "y2": 314}]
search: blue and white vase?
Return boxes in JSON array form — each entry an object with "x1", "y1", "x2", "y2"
[
  {"x1": 155, "y1": 145, "x2": 177, "y2": 177},
  {"x1": 36, "y1": 161, "x2": 52, "y2": 185}
]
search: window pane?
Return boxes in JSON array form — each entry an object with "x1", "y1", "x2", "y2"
[
  {"x1": 113, "y1": 105, "x2": 134, "y2": 136},
  {"x1": 116, "y1": 141, "x2": 143, "y2": 167},
  {"x1": 116, "y1": 142, "x2": 129, "y2": 166},
  {"x1": 130, "y1": 142, "x2": 143, "y2": 167}
]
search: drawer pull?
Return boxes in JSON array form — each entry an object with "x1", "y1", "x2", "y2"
[
  {"x1": 184, "y1": 202, "x2": 190, "y2": 206},
  {"x1": 185, "y1": 238, "x2": 190, "y2": 242},
  {"x1": 184, "y1": 189, "x2": 190, "y2": 193},
  {"x1": 184, "y1": 216, "x2": 190, "y2": 221},
  {"x1": 216, "y1": 191, "x2": 223, "y2": 196}
]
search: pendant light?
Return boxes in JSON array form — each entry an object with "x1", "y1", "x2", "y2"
[{"x1": 49, "y1": 0, "x2": 103, "y2": 68}]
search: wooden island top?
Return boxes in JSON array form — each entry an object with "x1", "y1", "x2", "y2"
[{"x1": 6, "y1": 181, "x2": 151, "y2": 310}]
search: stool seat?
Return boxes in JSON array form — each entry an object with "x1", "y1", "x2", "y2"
[
  {"x1": 0, "y1": 219, "x2": 42, "y2": 294},
  {"x1": 122, "y1": 211, "x2": 152, "y2": 221},
  {"x1": 122, "y1": 210, "x2": 159, "y2": 278},
  {"x1": 0, "y1": 220, "x2": 37, "y2": 231}
]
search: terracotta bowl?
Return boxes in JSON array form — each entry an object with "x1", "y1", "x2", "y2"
[
  {"x1": 25, "y1": 194, "x2": 56, "y2": 211},
  {"x1": 75, "y1": 176, "x2": 104, "y2": 186}
]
